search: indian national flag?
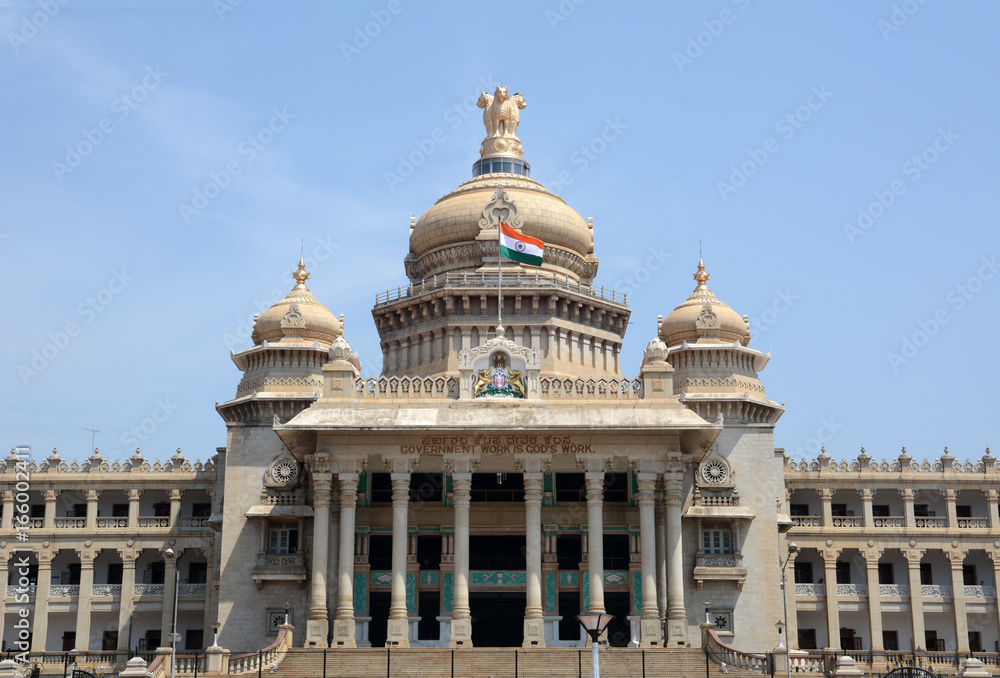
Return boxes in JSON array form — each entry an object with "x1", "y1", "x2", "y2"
[{"x1": 499, "y1": 222, "x2": 544, "y2": 266}]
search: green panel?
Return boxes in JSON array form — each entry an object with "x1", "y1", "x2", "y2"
[
  {"x1": 470, "y1": 570, "x2": 527, "y2": 585},
  {"x1": 559, "y1": 571, "x2": 578, "y2": 586},
  {"x1": 632, "y1": 571, "x2": 642, "y2": 612},
  {"x1": 544, "y1": 571, "x2": 557, "y2": 612},
  {"x1": 629, "y1": 470, "x2": 638, "y2": 507},
  {"x1": 371, "y1": 571, "x2": 392, "y2": 586},
  {"x1": 418, "y1": 571, "x2": 439, "y2": 586},
  {"x1": 604, "y1": 571, "x2": 628, "y2": 585},
  {"x1": 357, "y1": 472, "x2": 370, "y2": 508},
  {"x1": 406, "y1": 572, "x2": 416, "y2": 613},
  {"x1": 583, "y1": 571, "x2": 590, "y2": 612},
  {"x1": 443, "y1": 572, "x2": 454, "y2": 611},
  {"x1": 353, "y1": 572, "x2": 366, "y2": 615},
  {"x1": 543, "y1": 471, "x2": 556, "y2": 507}
]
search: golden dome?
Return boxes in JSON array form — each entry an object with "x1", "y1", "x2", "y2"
[
  {"x1": 251, "y1": 258, "x2": 343, "y2": 345},
  {"x1": 406, "y1": 175, "x2": 597, "y2": 282},
  {"x1": 659, "y1": 259, "x2": 750, "y2": 347}
]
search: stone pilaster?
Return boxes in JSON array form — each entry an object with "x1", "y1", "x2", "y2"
[
  {"x1": 949, "y1": 551, "x2": 970, "y2": 652},
  {"x1": 43, "y1": 490, "x2": 56, "y2": 528},
  {"x1": 75, "y1": 554, "x2": 95, "y2": 650},
  {"x1": 905, "y1": 550, "x2": 926, "y2": 650},
  {"x1": 85, "y1": 490, "x2": 99, "y2": 529},
  {"x1": 1, "y1": 491, "x2": 12, "y2": 529},
  {"x1": 864, "y1": 551, "x2": 883, "y2": 650},
  {"x1": 450, "y1": 471, "x2": 472, "y2": 646},
  {"x1": 307, "y1": 468, "x2": 332, "y2": 647},
  {"x1": 861, "y1": 489, "x2": 873, "y2": 528},
  {"x1": 333, "y1": 472, "x2": 359, "y2": 647},
  {"x1": 387, "y1": 471, "x2": 411, "y2": 646},
  {"x1": 819, "y1": 488, "x2": 832, "y2": 527},
  {"x1": 522, "y1": 470, "x2": 545, "y2": 647},
  {"x1": 117, "y1": 550, "x2": 136, "y2": 650},
  {"x1": 160, "y1": 549, "x2": 179, "y2": 649},
  {"x1": 169, "y1": 489, "x2": 182, "y2": 528},
  {"x1": 637, "y1": 472, "x2": 661, "y2": 647},
  {"x1": 128, "y1": 489, "x2": 141, "y2": 528},
  {"x1": 822, "y1": 550, "x2": 840, "y2": 649},
  {"x1": 31, "y1": 555, "x2": 51, "y2": 652},
  {"x1": 902, "y1": 489, "x2": 915, "y2": 528}
]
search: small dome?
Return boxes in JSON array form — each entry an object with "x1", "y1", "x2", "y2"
[
  {"x1": 659, "y1": 259, "x2": 749, "y2": 347},
  {"x1": 252, "y1": 258, "x2": 343, "y2": 345},
  {"x1": 408, "y1": 175, "x2": 596, "y2": 282}
]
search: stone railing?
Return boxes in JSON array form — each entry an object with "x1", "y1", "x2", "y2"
[
  {"x1": 698, "y1": 555, "x2": 740, "y2": 568},
  {"x1": 355, "y1": 375, "x2": 459, "y2": 399},
  {"x1": 792, "y1": 515, "x2": 822, "y2": 527},
  {"x1": 49, "y1": 584, "x2": 79, "y2": 597},
  {"x1": 92, "y1": 584, "x2": 122, "y2": 596},
  {"x1": 703, "y1": 626, "x2": 771, "y2": 673},
  {"x1": 228, "y1": 627, "x2": 292, "y2": 674},
  {"x1": 832, "y1": 516, "x2": 863, "y2": 527},
  {"x1": 179, "y1": 583, "x2": 207, "y2": 596},
  {"x1": 256, "y1": 552, "x2": 306, "y2": 569},
  {"x1": 696, "y1": 493, "x2": 740, "y2": 507},
  {"x1": 134, "y1": 583, "x2": 164, "y2": 596},
  {"x1": 539, "y1": 376, "x2": 642, "y2": 400},
  {"x1": 28, "y1": 517, "x2": 44, "y2": 528},
  {"x1": 172, "y1": 654, "x2": 206, "y2": 674},
  {"x1": 55, "y1": 517, "x2": 86, "y2": 528},
  {"x1": 914, "y1": 517, "x2": 948, "y2": 528},
  {"x1": 795, "y1": 583, "x2": 825, "y2": 596},
  {"x1": 0, "y1": 452, "x2": 214, "y2": 474},
  {"x1": 879, "y1": 584, "x2": 910, "y2": 596},
  {"x1": 921, "y1": 584, "x2": 953, "y2": 597},
  {"x1": 261, "y1": 489, "x2": 304, "y2": 506},
  {"x1": 177, "y1": 516, "x2": 210, "y2": 528},
  {"x1": 958, "y1": 517, "x2": 990, "y2": 528},
  {"x1": 138, "y1": 516, "x2": 170, "y2": 528},
  {"x1": 6, "y1": 584, "x2": 35, "y2": 597},
  {"x1": 836, "y1": 583, "x2": 867, "y2": 596},
  {"x1": 872, "y1": 516, "x2": 905, "y2": 528},
  {"x1": 965, "y1": 585, "x2": 997, "y2": 598},
  {"x1": 97, "y1": 517, "x2": 129, "y2": 528},
  {"x1": 374, "y1": 271, "x2": 629, "y2": 307},
  {"x1": 785, "y1": 450, "x2": 997, "y2": 474}
]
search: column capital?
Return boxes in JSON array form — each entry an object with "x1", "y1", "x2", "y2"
[
  {"x1": 576, "y1": 455, "x2": 611, "y2": 474},
  {"x1": 819, "y1": 488, "x2": 833, "y2": 499},
  {"x1": 444, "y1": 456, "x2": 479, "y2": 475},
  {"x1": 514, "y1": 454, "x2": 551, "y2": 475},
  {"x1": 86, "y1": 489, "x2": 101, "y2": 501},
  {"x1": 385, "y1": 457, "x2": 419, "y2": 474}
]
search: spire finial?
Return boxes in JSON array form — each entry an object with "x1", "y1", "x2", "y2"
[
  {"x1": 293, "y1": 256, "x2": 310, "y2": 288},
  {"x1": 693, "y1": 257, "x2": 710, "y2": 287}
]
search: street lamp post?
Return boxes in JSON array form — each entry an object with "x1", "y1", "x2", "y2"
[
  {"x1": 164, "y1": 548, "x2": 180, "y2": 678},
  {"x1": 283, "y1": 602, "x2": 290, "y2": 626},
  {"x1": 780, "y1": 543, "x2": 798, "y2": 678},
  {"x1": 703, "y1": 600, "x2": 711, "y2": 625},
  {"x1": 577, "y1": 613, "x2": 613, "y2": 678},
  {"x1": 210, "y1": 621, "x2": 220, "y2": 648},
  {"x1": 776, "y1": 620, "x2": 785, "y2": 648}
]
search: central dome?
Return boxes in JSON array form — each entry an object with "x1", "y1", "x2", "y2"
[
  {"x1": 404, "y1": 86, "x2": 598, "y2": 284},
  {"x1": 407, "y1": 175, "x2": 596, "y2": 283}
]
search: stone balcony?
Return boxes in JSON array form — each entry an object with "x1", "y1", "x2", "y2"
[
  {"x1": 693, "y1": 553, "x2": 747, "y2": 590},
  {"x1": 252, "y1": 551, "x2": 307, "y2": 589}
]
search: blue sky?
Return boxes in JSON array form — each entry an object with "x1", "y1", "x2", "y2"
[{"x1": 2, "y1": 1, "x2": 997, "y2": 465}]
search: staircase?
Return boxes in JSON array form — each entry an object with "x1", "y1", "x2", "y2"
[{"x1": 269, "y1": 646, "x2": 750, "y2": 678}]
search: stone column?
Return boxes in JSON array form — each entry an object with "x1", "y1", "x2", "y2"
[
  {"x1": 993, "y1": 557, "x2": 1000, "y2": 653},
  {"x1": 663, "y1": 472, "x2": 687, "y2": 644},
  {"x1": 307, "y1": 470, "x2": 333, "y2": 647},
  {"x1": 945, "y1": 490, "x2": 958, "y2": 529},
  {"x1": 905, "y1": 551, "x2": 926, "y2": 650},
  {"x1": 450, "y1": 471, "x2": 473, "y2": 646},
  {"x1": 31, "y1": 556, "x2": 52, "y2": 652},
  {"x1": 637, "y1": 472, "x2": 661, "y2": 646},
  {"x1": 523, "y1": 471, "x2": 545, "y2": 647},
  {"x1": 160, "y1": 550, "x2": 178, "y2": 648},
  {"x1": 820, "y1": 489, "x2": 833, "y2": 527},
  {"x1": 986, "y1": 490, "x2": 999, "y2": 530},
  {"x1": 0, "y1": 556, "x2": 6, "y2": 646},
  {"x1": 333, "y1": 472, "x2": 359, "y2": 647},
  {"x1": 75, "y1": 555, "x2": 95, "y2": 650},
  {"x1": 865, "y1": 552, "x2": 883, "y2": 650},
  {"x1": 387, "y1": 472, "x2": 411, "y2": 646},
  {"x1": 949, "y1": 553, "x2": 970, "y2": 652},
  {"x1": 783, "y1": 549, "x2": 799, "y2": 649},
  {"x1": 43, "y1": 490, "x2": 56, "y2": 528},
  {"x1": 861, "y1": 489, "x2": 873, "y2": 528},
  {"x1": 585, "y1": 472, "x2": 606, "y2": 614},
  {"x1": 1, "y1": 491, "x2": 12, "y2": 529},
  {"x1": 655, "y1": 483, "x2": 668, "y2": 633},
  {"x1": 86, "y1": 490, "x2": 99, "y2": 529},
  {"x1": 117, "y1": 552, "x2": 136, "y2": 650},
  {"x1": 128, "y1": 489, "x2": 141, "y2": 528},
  {"x1": 169, "y1": 489, "x2": 182, "y2": 528},
  {"x1": 902, "y1": 489, "x2": 915, "y2": 528},
  {"x1": 326, "y1": 481, "x2": 341, "y2": 627},
  {"x1": 822, "y1": 550, "x2": 841, "y2": 649}
]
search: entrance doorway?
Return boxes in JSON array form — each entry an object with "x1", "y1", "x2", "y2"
[
  {"x1": 470, "y1": 592, "x2": 525, "y2": 647},
  {"x1": 604, "y1": 592, "x2": 631, "y2": 647},
  {"x1": 369, "y1": 592, "x2": 390, "y2": 647}
]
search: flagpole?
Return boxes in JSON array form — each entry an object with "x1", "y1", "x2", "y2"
[{"x1": 497, "y1": 185, "x2": 503, "y2": 334}]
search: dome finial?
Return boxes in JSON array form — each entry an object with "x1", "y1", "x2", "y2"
[
  {"x1": 293, "y1": 256, "x2": 310, "y2": 289},
  {"x1": 693, "y1": 257, "x2": 710, "y2": 287}
]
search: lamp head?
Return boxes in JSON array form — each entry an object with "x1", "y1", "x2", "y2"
[
  {"x1": 283, "y1": 601, "x2": 290, "y2": 611},
  {"x1": 164, "y1": 548, "x2": 175, "y2": 559},
  {"x1": 212, "y1": 621, "x2": 220, "y2": 632},
  {"x1": 787, "y1": 543, "x2": 798, "y2": 554}
]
